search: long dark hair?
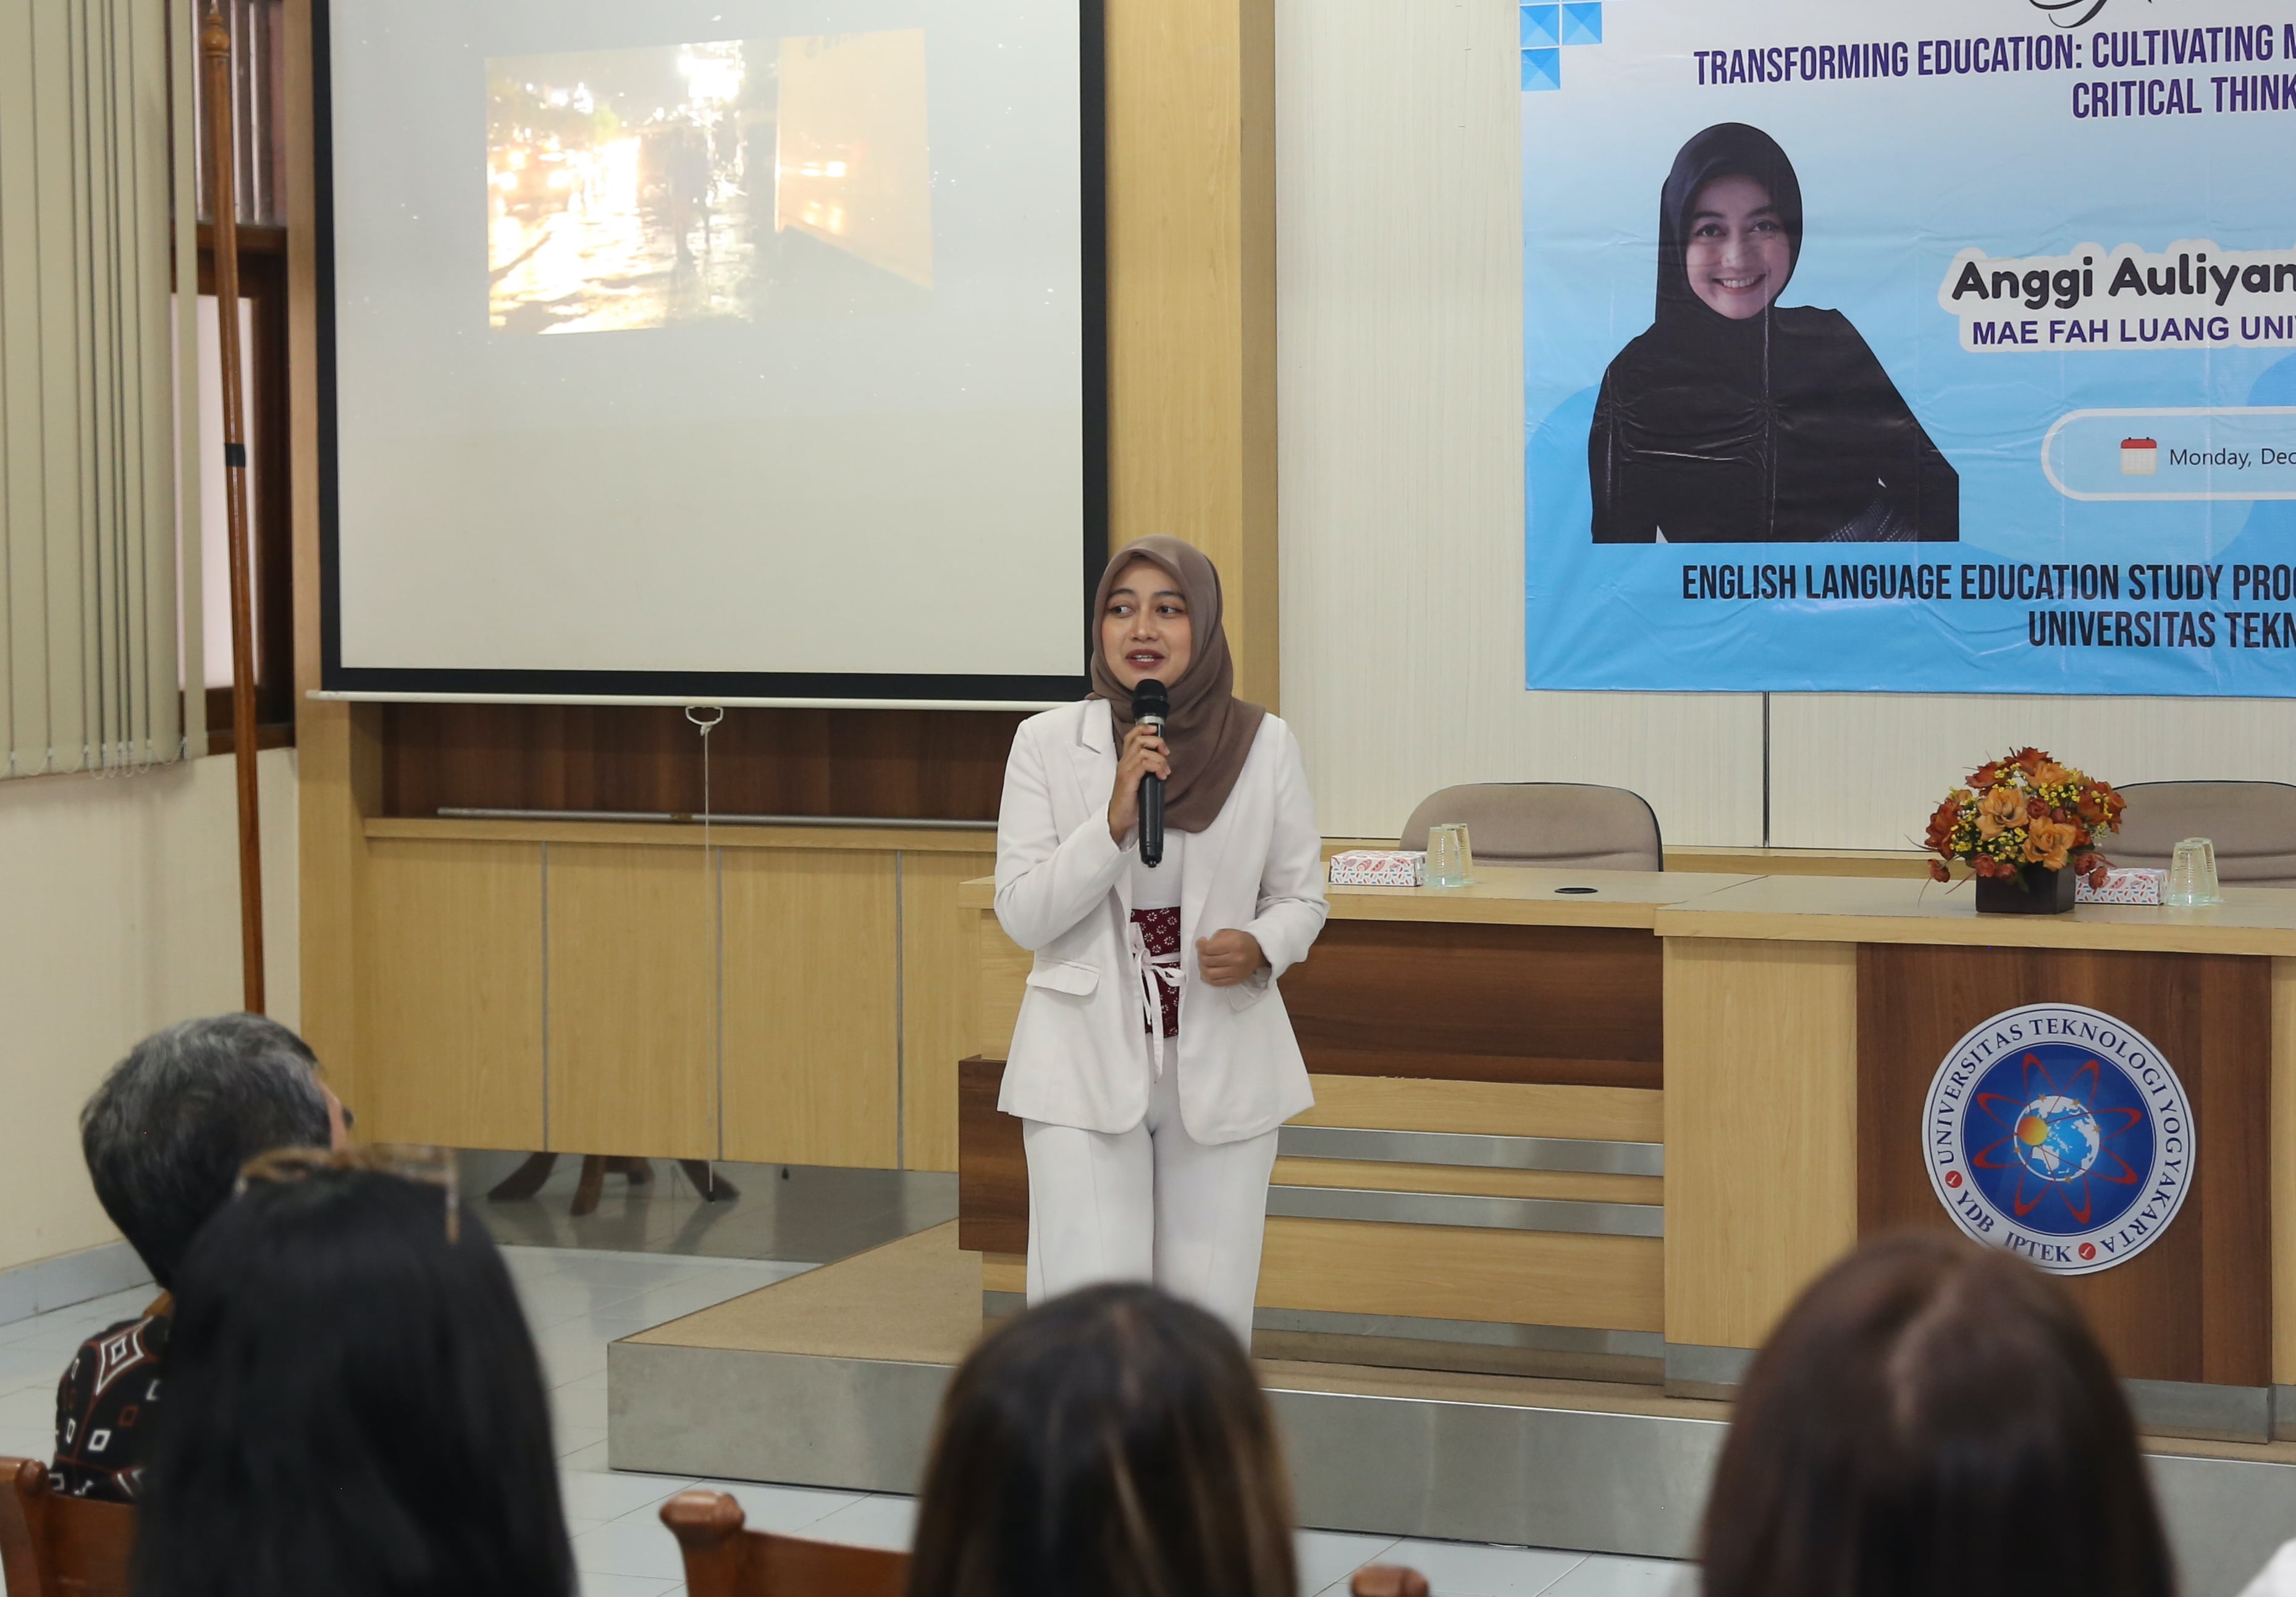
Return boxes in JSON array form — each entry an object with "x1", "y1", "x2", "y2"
[
  {"x1": 134, "y1": 1165, "x2": 573, "y2": 1597},
  {"x1": 1701, "y1": 1233, "x2": 2172, "y2": 1597},
  {"x1": 907, "y1": 1283, "x2": 1297, "y2": 1597}
]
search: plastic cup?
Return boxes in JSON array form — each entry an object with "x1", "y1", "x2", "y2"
[
  {"x1": 1426, "y1": 823, "x2": 1473, "y2": 889},
  {"x1": 2164, "y1": 836, "x2": 2221, "y2": 907}
]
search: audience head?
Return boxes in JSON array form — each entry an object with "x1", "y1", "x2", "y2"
[
  {"x1": 81, "y1": 1013, "x2": 340, "y2": 1288},
  {"x1": 1701, "y1": 1231, "x2": 2171, "y2": 1597},
  {"x1": 136, "y1": 1154, "x2": 573, "y2": 1597},
  {"x1": 908, "y1": 1283, "x2": 1296, "y2": 1597}
]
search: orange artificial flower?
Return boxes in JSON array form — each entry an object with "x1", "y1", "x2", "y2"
[
  {"x1": 1976, "y1": 785, "x2": 2028, "y2": 839},
  {"x1": 2024, "y1": 816, "x2": 2079, "y2": 871},
  {"x1": 1928, "y1": 754, "x2": 2122, "y2": 878},
  {"x1": 1924, "y1": 797, "x2": 1962, "y2": 853},
  {"x1": 1928, "y1": 860, "x2": 1951, "y2": 882}
]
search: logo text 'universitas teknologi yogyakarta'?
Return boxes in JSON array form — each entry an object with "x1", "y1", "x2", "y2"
[{"x1": 1922, "y1": 1002, "x2": 2193, "y2": 1275}]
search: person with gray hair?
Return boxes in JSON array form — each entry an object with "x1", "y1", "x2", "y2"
[{"x1": 53, "y1": 1013, "x2": 344, "y2": 1500}]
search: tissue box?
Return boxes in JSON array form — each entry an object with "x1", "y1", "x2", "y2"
[
  {"x1": 2075, "y1": 867, "x2": 2164, "y2": 905},
  {"x1": 1329, "y1": 849, "x2": 1425, "y2": 887}
]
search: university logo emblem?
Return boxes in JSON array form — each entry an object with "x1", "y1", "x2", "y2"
[
  {"x1": 2027, "y1": 0, "x2": 2114, "y2": 28},
  {"x1": 1922, "y1": 1004, "x2": 2193, "y2": 1275}
]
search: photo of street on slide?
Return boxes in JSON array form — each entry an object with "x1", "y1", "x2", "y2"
[{"x1": 486, "y1": 31, "x2": 931, "y2": 335}]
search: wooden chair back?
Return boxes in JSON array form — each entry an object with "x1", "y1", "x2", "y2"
[
  {"x1": 660, "y1": 1490, "x2": 909, "y2": 1597},
  {"x1": 0, "y1": 1458, "x2": 136, "y2": 1597},
  {"x1": 658, "y1": 1485, "x2": 1430, "y2": 1597}
]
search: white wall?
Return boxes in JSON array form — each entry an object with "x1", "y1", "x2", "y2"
[
  {"x1": 1273, "y1": 0, "x2": 2296, "y2": 849},
  {"x1": 0, "y1": 749, "x2": 298, "y2": 1275},
  {"x1": 1772, "y1": 696, "x2": 2296, "y2": 849}
]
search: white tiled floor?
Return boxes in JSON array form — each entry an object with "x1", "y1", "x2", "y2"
[
  {"x1": 0, "y1": 1284, "x2": 166, "y2": 1460},
  {"x1": 0, "y1": 1246, "x2": 1693, "y2": 1597}
]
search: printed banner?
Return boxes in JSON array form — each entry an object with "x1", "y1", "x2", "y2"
[{"x1": 1521, "y1": 0, "x2": 2296, "y2": 692}]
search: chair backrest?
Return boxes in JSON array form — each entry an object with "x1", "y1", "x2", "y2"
[
  {"x1": 2111, "y1": 781, "x2": 2296, "y2": 886},
  {"x1": 0, "y1": 1458, "x2": 136, "y2": 1597},
  {"x1": 1400, "y1": 782, "x2": 1663, "y2": 872},
  {"x1": 661, "y1": 1490, "x2": 908, "y2": 1597},
  {"x1": 660, "y1": 1486, "x2": 1421, "y2": 1597}
]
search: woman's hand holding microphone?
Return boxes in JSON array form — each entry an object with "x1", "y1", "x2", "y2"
[
  {"x1": 1108, "y1": 723, "x2": 1265, "y2": 987},
  {"x1": 1107, "y1": 721, "x2": 1169, "y2": 846}
]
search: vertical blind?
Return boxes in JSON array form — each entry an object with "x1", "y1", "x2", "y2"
[
  {"x1": 0, "y1": 0, "x2": 180, "y2": 779},
  {"x1": 190, "y1": 0, "x2": 282, "y2": 227}
]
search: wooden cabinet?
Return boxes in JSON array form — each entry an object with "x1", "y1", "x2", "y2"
[
  {"x1": 355, "y1": 820, "x2": 988, "y2": 1170},
  {"x1": 360, "y1": 839, "x2": 545, "y2": 1147},
  {"x1": 547, "y1": 843, "x2": 720, "y2": 1161},
  {"x1": 722, "y1": 849, "x2": 899, "y2": 1167},
  {"x1": 898, "y1": 851, "x2": 998, "y2": 1170}
]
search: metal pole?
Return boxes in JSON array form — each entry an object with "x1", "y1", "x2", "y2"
[{"x1": 202, "y1": 0, "x2": 264, "y2": 1012}]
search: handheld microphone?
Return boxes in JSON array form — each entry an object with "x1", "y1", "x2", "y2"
[{"x1": 1132, "y1": 679, "x2": 1169, "y2": 868}]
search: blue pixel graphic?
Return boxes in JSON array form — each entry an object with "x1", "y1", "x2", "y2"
[{"x1": 1522, "y1": 1, "x2": 1602, "y2": 93}]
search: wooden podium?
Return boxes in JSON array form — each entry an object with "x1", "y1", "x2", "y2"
[
  {"x1": 1660, "y1": 875, "x2": 2283, "y2": 1402},
  {"x1": 957, "y1": 869, "x2": 2296, "y2": 1431},
  {"x1": 1857, "y1": 942, "x2": 2266, "y2": 1385},
  {"x1": 958, "y1": 871, "x2": 1731, "y2": 1369}
]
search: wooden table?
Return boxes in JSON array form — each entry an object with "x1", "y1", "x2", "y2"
[
  {"x1": 1659, "y1": 874, "x2": 2294, "y2": 1399},
  {"x1": 956, "y1": 870, "x2": 2296, "y2": 1419}
]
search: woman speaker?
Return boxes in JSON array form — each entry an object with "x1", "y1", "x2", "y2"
[{"x1": 992, "y1": 535, "x2": 1327, "y2": 1344}]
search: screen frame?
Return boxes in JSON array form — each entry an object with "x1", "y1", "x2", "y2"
[{"x1": 313, "y1": 0, "x2": 1109, "y2": 706}]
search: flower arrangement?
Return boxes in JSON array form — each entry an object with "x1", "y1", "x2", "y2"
[{"x1": 1925, "y1": 748, "x2": 2125, "y2": 888}]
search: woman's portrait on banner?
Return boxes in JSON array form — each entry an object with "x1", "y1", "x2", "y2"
[{"x1": 1587, "y1": 122, "x2": 1960, "y2": 545}]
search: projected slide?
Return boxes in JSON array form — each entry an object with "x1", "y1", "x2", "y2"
[
  {"x1": 486, "y1": 32, "x2": 931, "y2": 335},
  {"x1": 326, "y1": 0, "x2": 1090, "y2": 694},
  {"x1": 776, "y1": 33, "x2": 933, "y2": 290}
]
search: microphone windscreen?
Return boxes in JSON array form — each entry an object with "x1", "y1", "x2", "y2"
[{"x1": 1131, "y1": 679, "x2": 1169, "y2": 721}]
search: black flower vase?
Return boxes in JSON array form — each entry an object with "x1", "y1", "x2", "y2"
[{"x1": 1974, "y1": 863, "x2": 2077, "y2": 915}]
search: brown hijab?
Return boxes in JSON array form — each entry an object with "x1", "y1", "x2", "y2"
[{"x1": 1089, "y1": 535, "x2": 1267, "y2": 833}]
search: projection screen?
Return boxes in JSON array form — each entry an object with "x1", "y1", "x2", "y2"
[{"x1": 317, "y1": 0, "x2": 1104, "y2": 705}]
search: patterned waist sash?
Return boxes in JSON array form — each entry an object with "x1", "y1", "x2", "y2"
[{"x1": 1127, "y1": 906, "x2": 1182, "y2": 1073}]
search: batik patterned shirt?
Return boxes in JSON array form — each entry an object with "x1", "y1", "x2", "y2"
[{"x1": 52, "y1": 1293, "x2": 170, "y2": 1502}]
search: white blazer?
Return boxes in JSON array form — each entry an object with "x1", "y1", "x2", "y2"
[{"x1": 993, "y1": 698, "x2": 1329, "y2": 1144}]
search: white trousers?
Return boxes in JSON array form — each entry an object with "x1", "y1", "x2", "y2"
[{"x1": 1020, "y1": 1054, "x2": 1279, "y2": 1348}]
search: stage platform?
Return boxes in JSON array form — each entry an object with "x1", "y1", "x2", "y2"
[{"x1": 608, "y1": 1224, "x2": 2296, "y2": 1595}]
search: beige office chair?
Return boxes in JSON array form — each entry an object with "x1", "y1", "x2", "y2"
[
  {"x1": 1400, "y1": 782, "x2": 1663, "y2": 871},
  {"x1": 2109, "y1": 781, "x2": 2296, "y2": 887}
]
